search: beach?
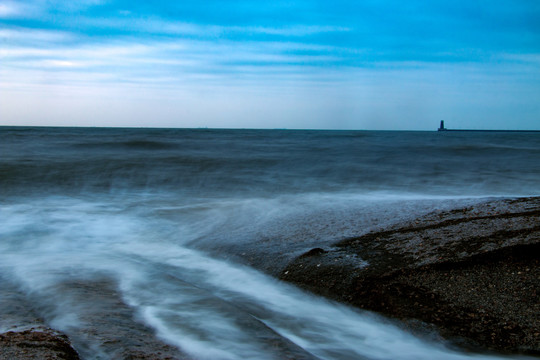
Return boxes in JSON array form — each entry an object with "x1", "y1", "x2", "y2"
[
  {"x1": 2, "y1": 196, "x2": 539, "y2": 359},
  {"x1": 2, "y1": 127, "x2": 539, "y2": 359}
]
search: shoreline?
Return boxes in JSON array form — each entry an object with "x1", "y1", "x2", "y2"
[
  {"x1": 2, "y1": 196, "x2": 539, "y2": 358},
  {"x1": 280, "y1": 196, "x2": 540, "y2": 355}
]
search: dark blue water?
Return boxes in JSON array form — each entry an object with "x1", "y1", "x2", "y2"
[
  {"x1": 1, "y1": 127, "x2": 538, "y2": 360},
  {"x1": 2, "y1": 127, "x2": 539, "y2": 198}
]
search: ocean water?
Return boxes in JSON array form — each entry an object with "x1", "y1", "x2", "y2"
[{"x1": 1, "y1": 127, "x2": 538, "y2": 360}]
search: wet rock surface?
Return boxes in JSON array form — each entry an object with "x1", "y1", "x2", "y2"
[
  {"x1": 0, "y1": 277, "x2": 192, "y2": 360},
  {"x1": 2, "y1": 197, "x2": 539, "y2": 358},
  {"x1": 0, "y1": 279, "x2": 79, "y2": 360},
  {"x1": 0, "y1": 276, "x2": 318, "y2": 360},
  {"x1": 280, "y1": 197, "x2": 540, "y2": 355},
  {"x1": 0, "y1": 328, "x2": 80, "y2": 360}
]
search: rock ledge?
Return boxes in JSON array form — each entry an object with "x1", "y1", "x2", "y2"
[{"x1": 280, "y1": 197, "x2": 540, "y2": 355}]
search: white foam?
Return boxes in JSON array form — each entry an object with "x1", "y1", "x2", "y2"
[
  {"x1": 121, "y1": 243, "x2": 513, "y2": 360},
  {"x1": 0, "y1": 195, "x2": 530, "y2": 360}
]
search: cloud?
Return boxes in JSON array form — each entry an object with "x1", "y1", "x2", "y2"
[
  {"x1": 1, "y1": 0, "x2": 540, "y2": 129},
  {"x1": 0, "y1": 28, "x2": 74, "y2": 43},
  {"x1": 64, "y1": 15, "x2": 350, "y2": 40},
  {"x1": 0, "y1": 17, "x2": 352, "y2": 86},
  {"x1": 0, "y1": 3, "x2": 19, "y2": 18},
  {"x1": 0, "y1": 1, "x2": 39, "y2": 18}
]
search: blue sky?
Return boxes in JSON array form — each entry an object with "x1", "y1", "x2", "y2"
[{"x1": 1, "y1": 0, "x2": 539, "y2": 129}]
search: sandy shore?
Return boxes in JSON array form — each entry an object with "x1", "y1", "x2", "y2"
[{"x1": 281, "y1": 197, "x2": 540, "y2": 355}]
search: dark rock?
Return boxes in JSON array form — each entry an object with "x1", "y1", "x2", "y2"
[
  {"x1": 300, "y1": 247, "x2": 328, "y2": 258},
  {"x1": 0, "y1": 277, "x2": 193, "y2": 360},
  {"x1": 0, "y1": 328, "x2": 80, "y2": 360},
  {"x1": 280, "y1": 197, "x2": 540, "y2": 355}
]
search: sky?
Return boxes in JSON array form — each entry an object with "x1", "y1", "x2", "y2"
[{"x1": 1, "y1": 0, "x2": 539, "y2": 130}]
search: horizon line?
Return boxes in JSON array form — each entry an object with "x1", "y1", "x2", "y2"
[
  {"x1": 2, "y1": 124, "x2": 540, "y2": 132},
  {"x1": 437, "y1": 120, "x2": 540, "y2": 133}
]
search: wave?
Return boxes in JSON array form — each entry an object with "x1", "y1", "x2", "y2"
[
  {"x1": 0, "y1": 196, "x2": 515, "y2": 360},
  {"x1": 1, "y1": 127, "x2": 539, "y2": 199},
  {"x1": 72, "y1": 140, "x2": 179, "y2": 150}
]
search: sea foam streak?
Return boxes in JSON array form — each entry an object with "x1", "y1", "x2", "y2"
[
  {"x1": 2, "y1": 128, "x2": 539, "y2": 359},
  {"x1": 0, "y1": 196, "x2": 525, "y2": 360}
]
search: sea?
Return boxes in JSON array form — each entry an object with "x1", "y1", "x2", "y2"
[{"x1": 1, "y1": 127, "x2": 539, "y2": 360}]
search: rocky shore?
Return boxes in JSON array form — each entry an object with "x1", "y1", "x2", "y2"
[
  {"x1": 0, "y1": 328, "x2": 80, "y2": 360},
  {"x1": 2, "y1": 197, "x2": 539, "y2": 358},
  {"x1": 280, "y1": 197, "x2": 540, "y2": 355},
  {"x1": 0, "y1": 278, "x2": 191, "y2": 360}
]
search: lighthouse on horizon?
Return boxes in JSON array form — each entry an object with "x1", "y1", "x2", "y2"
[{"x1": 438, "y1": 120, "x2": 446, "y2": 131}]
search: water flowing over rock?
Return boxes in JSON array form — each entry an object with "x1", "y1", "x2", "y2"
[{"x1": 280, "y1": 197, "x2": 540, "y2": 355}]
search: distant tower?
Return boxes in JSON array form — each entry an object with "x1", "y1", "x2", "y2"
[{"x1": 438, "y1": 120, "x2": 446, "y2": 131}]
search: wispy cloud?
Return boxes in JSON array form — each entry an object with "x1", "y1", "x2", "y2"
[
  {"x1": 0, "y1": 0, "x2": 38, "y2": 18},
  {"x1": 0, "y1": 28, "x2": 74, "y2": 43},
  {"x1": 0, "y1": 15, "x2": 353, "y2": 86},
  {"x1": 59, "y1": 15, "x2": 351, "y2": 40},
  {"x1": 1, "y1": 36, "x2": 344, "y2": 81},
  {"x1": 1, "y1": 0, "x2": 539, "y2": 129},
  {"x1": 0, "y1": 3, "x2": 18, "y2": 18}
]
